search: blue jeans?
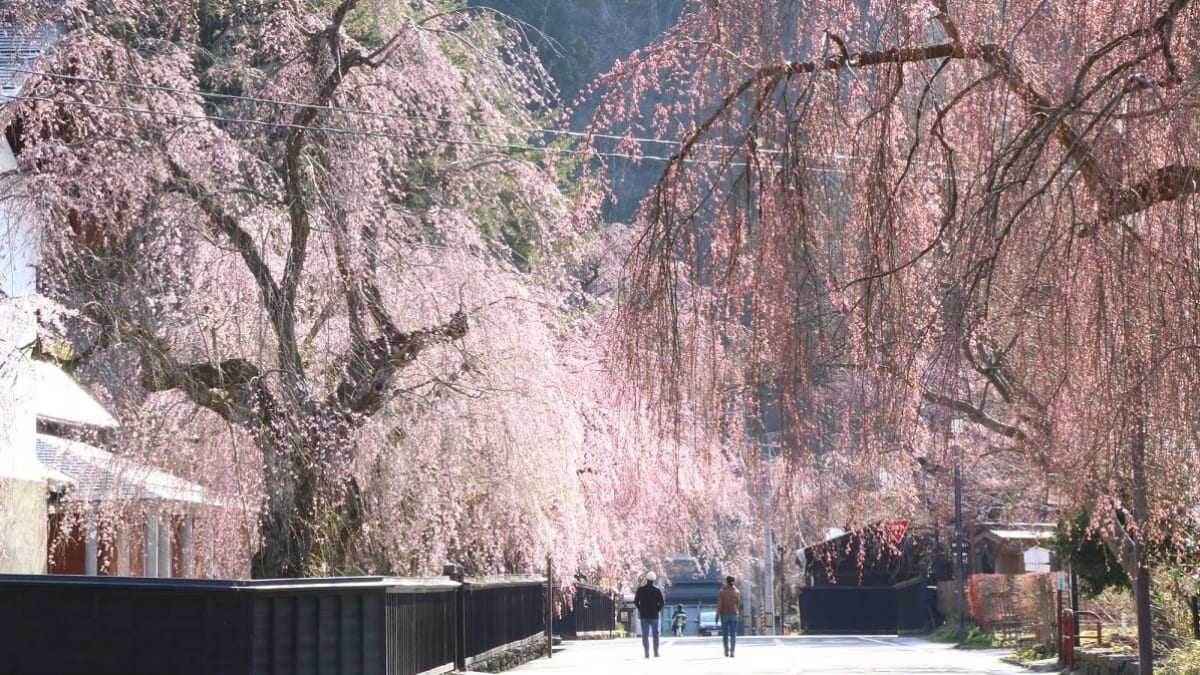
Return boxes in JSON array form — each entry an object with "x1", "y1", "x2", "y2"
[
  {"x1": 640, "y1": 618, "x2": 659, "y2": 655},
  {"x1": 720, "y1": 613, "x2": 738, "y2": 654}
]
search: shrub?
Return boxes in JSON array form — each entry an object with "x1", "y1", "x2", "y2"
[{"x1": 1159, "y1": 641, "x2": 1200, "y2": 675}]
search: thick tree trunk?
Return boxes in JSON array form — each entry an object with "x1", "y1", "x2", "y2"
[
  {"x1": 1131, "y1": 417, "x2": 1154, "y2": 675},
  {"x1": 251, "y1": 440, "x2": 318, "y2": 578},
  {"x1": 249, "y1": 412, "x2": 362, "y2": 578}
]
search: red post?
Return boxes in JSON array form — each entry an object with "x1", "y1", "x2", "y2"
[
  {"x1": 1077, "y1": 611, "x2": 1104, "y2": 647},
  {"x1": 1061, "y1": 608, "x2": 1075, "y2": 670}
]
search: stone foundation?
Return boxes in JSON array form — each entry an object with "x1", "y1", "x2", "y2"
[
  {"x1": 466, "y1": 634, "x2": 549, "y2": 673},
  {"x1": 1074, "y1": 647, "x2": 1139, "y2": 675}
]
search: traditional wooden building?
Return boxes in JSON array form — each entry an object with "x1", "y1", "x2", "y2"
[
  {"x1": 799, "y1": 521, "x2": 941, "y2": 634},
  {"x1": 0, "y1": 26, "x2": 214, "y2": 577}
]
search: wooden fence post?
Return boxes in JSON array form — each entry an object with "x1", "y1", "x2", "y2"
[
  {"x1": 546, "y1": 556, "x2": 554, "y2": 659},
  {"x1": 443, "y1": 563, "x2": 466, "y2": 671}
]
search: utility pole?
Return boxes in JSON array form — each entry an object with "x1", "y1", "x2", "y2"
[
  {"x1": 949, "y1": 418, "x2": 967, "y2": 643},
  {"x1": 759, "y1": 435, "x2": 779, "y2": 636},
  {"x1": 763, "y1": 486, "x2": 775, "y2": 636},
  {"x1": 953, "y1": 457, "x2": 967, "y2": 642},
  {"x1": 1131, "y1": 416, "x2": 1153, "y2": 675},
  {"x1": 760, "y1": 440, "x2": 778, "y2": 637},
  {"x1": 546, "y1": 556, "x2": 554, "y2": 659}
]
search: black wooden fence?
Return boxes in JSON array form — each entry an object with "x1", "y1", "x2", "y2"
[
  {"x1": 0, "y1": 573, "x2": 557, "y2": 675},
  {"x1": 461, "y1": 575, "x2": 547, "y2": 665},
  {"x1": 552, "y1": 583, "x2": 617, "y2": 638},
  {"x1": 799, "y1": 576, "x2": 935, "y2": 634}
]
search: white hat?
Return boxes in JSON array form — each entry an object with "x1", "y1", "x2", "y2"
[{"x1": 646, "y1": 571, "x2": 657, "y2": 582}]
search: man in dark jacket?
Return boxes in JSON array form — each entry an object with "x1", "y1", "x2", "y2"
[{"x1": 634, "y1": 571, "x2": 664, "y2": 658}]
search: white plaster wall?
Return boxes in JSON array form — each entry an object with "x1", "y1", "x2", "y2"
[
  {"x1": 0, "y1": 476, "x2": 47, "y2": 573},
  {"x1": 0, "y1": 135, "x2": 48, "y2": 573},
  {"x1": 0, "y1": 135, "x2": 35, "y2": 301}
]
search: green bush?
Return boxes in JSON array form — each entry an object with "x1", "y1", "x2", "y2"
[
  {"x1": 1160, "y1": 641, "x2": 1200, "y2": 675},
  {"x1": 925, "y1": 622, "x2": 996, "y2": 648},
  {"x1": 960, "y1": 625, "x2": 997, "y2": 648},
  {"x1": 1013, "y1": 643, "x2": 1053, "y2": 661},
  {"x1": 927, "y1": 624, "x2": 960, "y2": 642}
]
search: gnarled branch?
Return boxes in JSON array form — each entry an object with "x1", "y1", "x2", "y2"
[
  {"x1": 1110, "y1": 164, "x2": 1200, "y2": 219},
  {"x1": 921, "y1": 388, "x2": 1029, "y2": 442},
  {"x1": 330, "y1": 311, "x2": 469, "y2": 415}
]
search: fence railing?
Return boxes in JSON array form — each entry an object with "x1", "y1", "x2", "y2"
[
  {"x1": 553, "y1": 583, "x2": 618, "y2": 638},
  {"x1": 461, "y1": 575, "x2": 547, "y2": 664},
  {"x1": 1061, "y1": 608, "x2": 1103, "y2": 670},
  {"x1": 0, "y1": 572, "x2": 570, "y2": 675}
]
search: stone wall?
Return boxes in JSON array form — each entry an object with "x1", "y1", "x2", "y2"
[
  {"x1": 0, "y1": 476, "x2": 47, "y2": 574},
  {"x1": 1074, "y1": 647, "x2": 1139, "y2": 675},
  {"x1": 466, "y1": 634, "x2": 549, "y2": 673}
]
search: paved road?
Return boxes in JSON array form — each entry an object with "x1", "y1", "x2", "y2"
[{"x1": 513, "y1": 635, "x2": 1027, "y2": 674}]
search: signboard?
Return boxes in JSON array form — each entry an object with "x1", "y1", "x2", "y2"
[{"x1": 884, "y1": 519, "x2": 910, "y2": 544}]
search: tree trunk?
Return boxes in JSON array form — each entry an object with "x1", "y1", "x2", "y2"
[
  {"x1": 251, "y1": 440, "x2": 318, "y2": 578},
  {"x1": 250, "y1": 412, "x2": 362, "y2": 578},
  {"x1": 1131, "y1": 416, "x2": 1154, "y2": 675}
]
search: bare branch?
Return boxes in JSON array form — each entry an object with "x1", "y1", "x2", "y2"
[
  {"x1": 1109, "y1": 164, "x2": 1200, "y2": 219},
  {"x1": 921, "y1": 388, "x2": 1029, "y2": 441},
  {"x1": 166, "y1": 157, "x2": 284, "y2": 329},
  {"x1": 330, "y1": 311, "x2": 469, "y2": 415}
]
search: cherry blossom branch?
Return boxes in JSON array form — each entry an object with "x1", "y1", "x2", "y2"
[
  {"x1": 329, "y1": 311, "x2": 469, "y2": 416},
  {"x1": 165, "y1": 157, "x2": 286, "y2": 341},
  {"x1": 1110, "y1": 165, "x2": 1200, "y2": 219},
  {"x1": 653, "y1": 0, "x2": 1194, "y2": 241},
  {"x1": 138, "y1": 342, "x2": 274, "y2": 429},
  {"x1": 278, "y1": 0, "x2": 370, "y2": 378},
  {"x1": 920, "y1": 388, "x2": 1029, "y2": 441}
]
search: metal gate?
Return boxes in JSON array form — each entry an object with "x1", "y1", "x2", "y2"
[{"x1": 799, "y1": 577, "x2": 933, "y2": 634}]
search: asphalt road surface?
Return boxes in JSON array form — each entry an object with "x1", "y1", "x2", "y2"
[{"x1": 512, "y1": 635, "x2": 1028, "y2": 674}]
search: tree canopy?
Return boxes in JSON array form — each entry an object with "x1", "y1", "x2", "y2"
[
  {"x1": 591, "y1": 0, "x2": 1200, "y2": 666},
  {"x1": 1, "y1": 0, "x2": 748, "y2": 582}
]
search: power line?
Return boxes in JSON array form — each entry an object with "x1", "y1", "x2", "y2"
[
  {"x1": 0, "y1": 66, "x2": 929, "y2": 175},
  {"x1": 0, "y1": 91, "x2": 699, "y2": 164},
  {"x1": 2, "y1": 91, "x2": 932, "y2": 181},
  {"x1": 0, "y1": 64, "x2": 718, "y2": 151}
]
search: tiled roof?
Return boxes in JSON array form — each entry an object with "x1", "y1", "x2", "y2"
[
  {"x1": 32, "y1": 359, "x2": 119, "y2": 428},
  {"x1": 36, "y1": 433, "x2": 212, "y2": 506},
  {"x1": 0, "y1": 24, "x2": 55, "y2": 100}
]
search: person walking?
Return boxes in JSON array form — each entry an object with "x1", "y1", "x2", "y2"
[
  {"x1": 671, "y1": 604, "x2": 687, "y2": 637},
  {"x1": 717, "y1": 575, "x2": 741, "y2": 657},
  {"x1": 634, "y1": 571, "x2": 664, "y2": 658}
]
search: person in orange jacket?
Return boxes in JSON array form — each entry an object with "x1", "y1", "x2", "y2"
[{"x1": 717, "y1": 575, "x2": 741, "y2": 657}]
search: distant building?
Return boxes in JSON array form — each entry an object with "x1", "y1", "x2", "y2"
[
  {"x1": 799, "y1": 521, "x2": 939, "y2": 634},
  {"x1": 0, "y1": 23, "x2": 59, "y2": 574},
  {"x1": 972, "y1": 522, "x2": 1058, "y2": 575}
]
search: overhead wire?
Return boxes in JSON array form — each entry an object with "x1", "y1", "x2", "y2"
[
  {"x1": 0, "y1": 91, "x2": 706, "y2": 165},
  {"x1": 0, "y1": 64, "x2": 753, "y2": 152},
  {"x1": 0, "y1": 66, "x2": 940, "y2": 177}
]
